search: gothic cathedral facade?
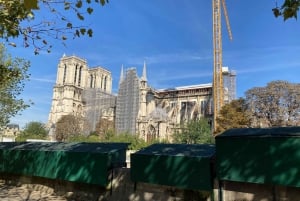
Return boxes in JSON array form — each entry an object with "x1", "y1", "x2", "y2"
[
  {"x1": 48, "y1": 55, "x2": 235, "y2": 141},
  {"x1": 48, "y1": 55, "x2": 113, "y2": 131}
]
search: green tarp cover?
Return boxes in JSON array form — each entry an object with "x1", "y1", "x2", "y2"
[
  {"x1": 131, "y1": 143, "x2": 215, "y2": 191},
  {"x1": 216, "y1": 127, "x2": 300, "y2": 137},
  {"x1": 0, "y1": 142, "x2": 128, "y2": 186},
  {"x1": 216, "y1": 127, "x2": 300, "y2": 187}
]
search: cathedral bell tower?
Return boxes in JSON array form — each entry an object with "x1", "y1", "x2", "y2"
[{"x1": 48, "y1": 55, "x2": 87, "y2": 126}]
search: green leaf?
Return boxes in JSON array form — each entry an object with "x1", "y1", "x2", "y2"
[
  {"x1": 76, "y1": 0, "x2": 83, "y2": 8},
  {"x1": 67, "y1": 22, "x2": 73, "y2": 28},
  {"x1": 24, "y1": 0, "x2": 39, "y2": 10},
  {"x1": 87, "y1": 29, "x2": 93, "y2": 37},
  {"x1": 80, "y1": 28, "x2": 86, "y2": 35},
  {"x1": 77, "y1": 13, "x2": 84, "y2": 20},
  {"x1": 283, "y1": 7, "x2": 297, "y2": 20},
  {"x1": 62, "y1": 36, "x2": 67, "y2": 40},
  {"x1": 64, "y1": 2, "x2": 71, "y2": 10},
  {"x1": 87, "y1": 7, "x2": 94, "y2": 14},
  {"x1": 75, "y1": 30, "x2": 80, "y2": 37},
  {"x1": 100, "y1": 0, "x2": 109, "y2": 6},
  {"x1": 272, "y1": 8, "x2": 281, "y2": 18}
]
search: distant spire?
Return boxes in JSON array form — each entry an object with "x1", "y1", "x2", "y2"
[
  {"x1": 141, "y1": 60, "x2": 147, "y2": 81},
  {"x1": 119, "y1": 64, "x2": 124, "y2": 85}
]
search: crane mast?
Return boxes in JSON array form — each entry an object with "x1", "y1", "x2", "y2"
[{"x1": 212, "y1": 0, "x2": 232, "y2": 132}]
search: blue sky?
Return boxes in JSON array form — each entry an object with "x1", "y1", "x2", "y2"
[{"x1": 3, "y1": 0, "x2": 300, "y2": 128}]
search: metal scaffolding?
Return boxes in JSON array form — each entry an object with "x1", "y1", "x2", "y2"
[
  {"x1": 115, "y1": 68, "x2": 140, "y2": 134},
  {"x1": 222, "y1": 67, "x2": 236, "y2": 104},
  {"x1": 82, "y1": 88, "x2": 116, "y2": 132}
]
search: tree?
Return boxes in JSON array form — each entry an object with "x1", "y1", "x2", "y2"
[
  {"x1": 95, "y1": 117, "x2": 114, "y2": 139},
  {"x1": 23, "y1": 121, "x2": 48, "y2": 137},
  {"x1": 216, "y1": 98, "x2": 251, "y2": 134},
  {"x1": 173, "y1": 117, "x2": 214, "y2": 144},
  {"x1": 0, "y1": 0, "x2": 108, "y2": 53},
  {"x1": 104, "y1": 131, "x2": 149, "y2": 150},
  {"x1": 273, "y1": 0, "x2": 300, "y2": 20},
  {"x1": 0, "y1": 44, "x2": 31, "y2": 127},
  {"x1": 245, "y1": 80, "x2": 300, "y2": 127},
  {"x1": 55, "y1": 114, "x2": 82, "y2": 141},
  {"x1": 17, "y1": 121, "x2": 48, "y2": 141},
  {"x1": 67, "y1": 133, "x2": 100, "y2": 142}
]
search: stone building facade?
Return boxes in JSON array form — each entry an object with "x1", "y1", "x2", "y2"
[
  {"x1": 138, "y1": 86, "x2": 213, "y2": 141},
  {"x1": 48, "y1": 55, "x2": 235, "y2": 141},
  {"x1": 0, "y1": 123, "x2": 20, "y2": 142},
  {"x1": 115, "y1": 63, "x2": 214, "y2": 141},
  {"x1": 48, "y1": 55, "x2": 114, "y2": 132}
]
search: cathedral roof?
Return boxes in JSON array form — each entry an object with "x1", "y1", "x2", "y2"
[{"x1": 157, "y1": 83, "x2": 212, "y2": 92}]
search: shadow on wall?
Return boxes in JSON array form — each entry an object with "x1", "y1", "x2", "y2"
[
  {"x1": 0, "y1": 173, "x2": 108, "y2": 201},
  {"x1": 109, "y1": 168, "x2": 211, "y2": 201}
]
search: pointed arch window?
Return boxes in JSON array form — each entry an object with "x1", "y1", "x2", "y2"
[
  {"x1": 94, "y1": 74, "x2": 96, "y2": 88},
  {"x1": 90, "y1": 74, "x2": 93, "y2": 88},
  {"x1": 147, "y1": 125, "x2": 156, "y2": 142},
  {"x1": 78, "y1": 66, "x2": 82, "y2": 86},
  {"x1": 74, "y1": 64, "x2": 78, "y2": 84},
  {"x1": 63, "y1": 64, "x2": 67, "y2": 84},
  {"x1": 104, "y1": 76, "x2": 107, "y2": 90}
]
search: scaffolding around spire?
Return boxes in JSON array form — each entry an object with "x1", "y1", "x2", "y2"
[
  {"x1": 116, "y1": 68, "x2": 140, "y2": 134},
  {"x1": 222, "y1": 67, "x2": 236, "y2": 104}
]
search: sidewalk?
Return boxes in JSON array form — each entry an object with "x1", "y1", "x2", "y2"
[{"x1": 0, "y1": 182, "x2": 67, "y2": 201}]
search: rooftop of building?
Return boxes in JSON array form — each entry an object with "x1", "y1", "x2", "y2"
[
  {"x1": 156, "y1": 83, "x2": 212, "y2": 92},
  {"x1": 6, "y1": 124, "x2": 19, "y2": 129}
]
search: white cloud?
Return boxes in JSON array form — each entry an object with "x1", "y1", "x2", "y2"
[
  {"x1": 224, "y1": 44, "x2": 300, "y2": 76},
  {"x1": 154, "y1": 70, "x2": 212, "y2": 81},
  {"x1": 144, "y1": 53, "x2": 211, "y2": 64},
  {"x1": 31, "y1": 77, "x2": 56, "y2": 83}
]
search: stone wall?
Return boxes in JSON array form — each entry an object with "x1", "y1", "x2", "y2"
[
  {"x1": 216, "y1": 180, "x2": 300, "y2": 201},
  {"x1": 0, "y1": 168, "x2": 211, "y2": 201},
  {"x1": 1, "y1": 169, "x2": 300, "y2": 201}
]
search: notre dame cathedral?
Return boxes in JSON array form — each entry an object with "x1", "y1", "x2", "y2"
[{"x1": 48, "y1": 55, "x2": 236, "y2": 141}]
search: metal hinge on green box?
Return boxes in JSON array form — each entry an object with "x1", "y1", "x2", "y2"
[
  {"x1": 216, "y1": 126, "x2": 300, "y2": 187},
  {"x1": 131, "y1": 143, "x2": 215, "y2": 191}
]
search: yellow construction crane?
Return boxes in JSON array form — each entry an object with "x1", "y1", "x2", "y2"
[{"x1": 212, "y1": 0, "x2": 232, "y2": 133}]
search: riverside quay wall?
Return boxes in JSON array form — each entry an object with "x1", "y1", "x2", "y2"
[{"x1": 1, "y1": 127, "x2": 300, "y2": 201}]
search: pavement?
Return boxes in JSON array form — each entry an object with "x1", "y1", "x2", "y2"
[{"x1": 0, "y1": 182, "x2": 67, "y2": 201}]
